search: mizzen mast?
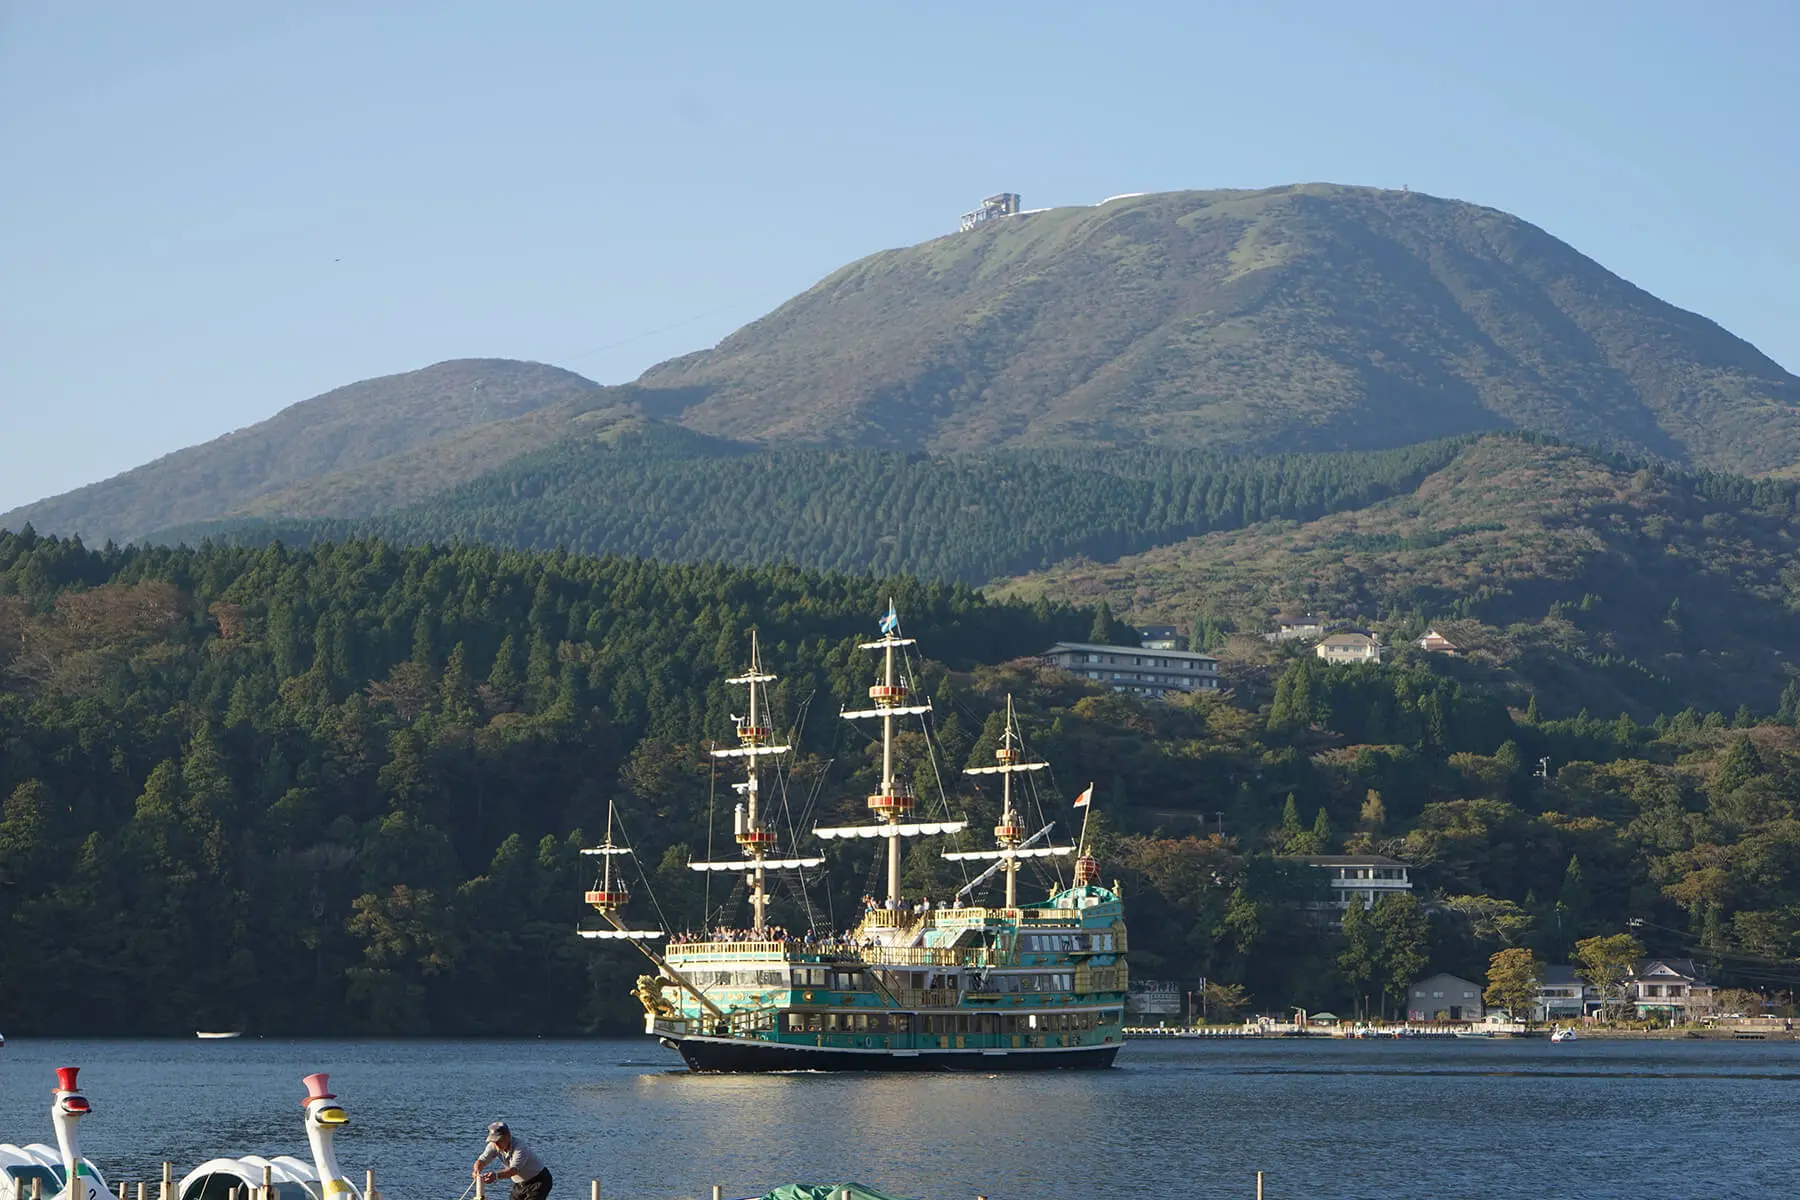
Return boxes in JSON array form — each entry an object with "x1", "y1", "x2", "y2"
[
  {"x1": 944, "y1": 694, "x2": 1074, "y2": 907},
  {"x1": 815, "y1": 602, "x2": 967, "y2": 906},
  {"x1": 690, "y1": 630, "x2": 822, "y2": 934}
]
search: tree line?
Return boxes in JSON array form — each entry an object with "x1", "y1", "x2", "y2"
[{"x1": 3, "y1": 529, "x2": 1799, "y2": 1034}]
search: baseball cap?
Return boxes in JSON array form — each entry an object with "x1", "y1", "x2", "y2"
[{"x1": 487, "y1": 1122, "x2": 510, "y2": 1142}]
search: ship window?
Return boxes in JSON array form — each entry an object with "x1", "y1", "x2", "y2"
[
  {"x1": 786, "y1": 1014, "x2": 805, "y2": 1032},
  {"x1": 892, "y1": 1014, "x2": 911, "y2": 1033}
]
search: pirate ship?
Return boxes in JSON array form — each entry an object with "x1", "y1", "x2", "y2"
[{"x1": 581, "y1": 609, "x2": 1128, "y2": 1071}]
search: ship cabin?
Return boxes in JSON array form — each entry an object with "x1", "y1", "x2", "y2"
[{"x1": 652, "y1": 882, "x2": 1128, "y2": 1052}]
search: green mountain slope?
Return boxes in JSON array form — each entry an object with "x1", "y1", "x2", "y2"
[
  {"x1": 163, "y1": 434, "x2": 1470, "y2": 585},
  {"x1": 641, "y1": 185, "x2": 1800, "y2": 472},
  {"x1": 992, "y1": 436, "x2": 1800, "y2": 716},
  {"x1": 0, "y1": 359, "x2": 610, "y2": 544}
]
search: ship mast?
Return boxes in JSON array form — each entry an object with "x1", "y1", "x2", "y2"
[
  {"x1": 690, "y1": 630, "x2": 823, "y2": 934},
  {"x1": 815, "y1": 602, "x2": 967, "y2": 906},
  {"x1": 945, "y1": 694, "x2": 1074, "y2": 907}
]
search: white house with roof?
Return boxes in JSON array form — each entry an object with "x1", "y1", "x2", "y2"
[
  {"x1": 1631, "y1": 958, "x2": 1716, "y2": 1020},
  {"x1": 1315, "y1": 631, "x2": 1383, "y2": 664},
  {"x1": 1416, "y1": 628, "x2": 1460, "y2": 654},
  {"x1": 1535, "y1": 965, "x2": 1601, "y2": 1021}
]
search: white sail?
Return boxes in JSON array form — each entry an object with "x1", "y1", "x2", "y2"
[
  {"x1": 580, "y1": 847, "x2": 634, "y2": 856},
  {"x1": 710, "y1": 743, "x2": 792, "y2": 759},
  {"x1": 942, "y1": 846, "x2": 1074, "y2": 861},
  {"x1": 688, "y1": 856, "x2": 825, "y2": 872},
  {"x1": 963, "y1": 762, "x2": 1048, "y2": 775},
  {"x1": 813, "y1": 820, "x2": 968, "y2": 840},
  {"x1": 577, "y1": 929, "x2": 664, "y2": 940},
  {"x1": 840, "y1": 704, "x2": 933, "y2": 720}
]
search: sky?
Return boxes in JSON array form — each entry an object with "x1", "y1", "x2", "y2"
[{"x1": 2, "y1": 0, "x2": 1797, "y2": 512}]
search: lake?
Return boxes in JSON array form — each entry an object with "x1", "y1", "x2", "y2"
[{"x1": 1, "y1": 1036, "x2": 1796, "y2": 1200}]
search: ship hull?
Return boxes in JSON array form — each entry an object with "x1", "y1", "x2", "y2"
[{"x1": 661, "y1": 1034, "x2": 1122, "y2": 1072}]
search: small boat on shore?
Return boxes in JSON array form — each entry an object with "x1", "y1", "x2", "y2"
[
  {"x1": 194, "y1": 1033, "x2": 242, "y2": 1040},
  {"x1": 1454, "y1": 1029, "x2": 1495, "y2": 1038}
]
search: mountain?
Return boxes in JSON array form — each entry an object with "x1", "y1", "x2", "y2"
[
  {"x1": 11, "y1": 184, "x2": 1800, "y2": 545},
  {"x1": 640, "y1": 185, "x2": 1800, "y2": 471},
  {"x1": 990, "y1": 436, "x2": 1800, "y2": 716},
  {"x1": 0, "y1": 359, "x2": 613, "y2": 545}
]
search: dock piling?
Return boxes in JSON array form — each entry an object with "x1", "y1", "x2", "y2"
[
  {"x1": 1256, "y1": 1171, "x2": 1264, "y2": 1200},
  {"x1": 365, "y1": 1170, "x2": 377, "y2": 1200},
  {"x1": 119, "y1": 1183, "x2": 128, "y2": 1200},
  {"x1": 711, "y1": 1188, "x2": 721, "y2": 1200},
  {"x1": 161, "y1": 1164, "x2": 172, "y2": 1200},
  {"x1": 138, "y1": 1181, "x2": 147, "y2": 1200},
  {"x1": 31, "y1": 1176, "x2": 41, "y2": 1200},
  {"x1": 590, "y1": 1181, "x2": 599, "y2": 1200}
]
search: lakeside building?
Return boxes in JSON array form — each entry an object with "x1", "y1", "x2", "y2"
[
  {"x1": 1314, "y1": 631, "x2": 1383, "y2": 664},
  {"x1": 1041, "y1": 641, "x2": 1221, "y2": 699},
  {"x1": 1284, "y1": 854, "x2": 1414, "y2": 911},
  {"x1": 1535, "y1": 965, "x2": 1602, "y2": 1021},
  {"x1": 1631, "y1": 958, "x2": 1716, "y2": 1020},
  {"x1": 1407, "y1": 972, "x2": 1485, "y2": 1022}
]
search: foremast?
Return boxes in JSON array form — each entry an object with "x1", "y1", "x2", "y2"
[
  {"x1": 690, "y1": 630, "x2": 822, "y2": 934},
  {"x1": 944, "y1": 694, "x2": 1074, "y2": 907},
  {"x1": 815, "y1": 603, "x2": 966, "y2": 905}
]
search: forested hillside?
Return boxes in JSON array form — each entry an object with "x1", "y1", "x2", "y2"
[
  {"x1": 997, "y1": 436, "x2": 1800, "y2": 718},
  {"x1": 4, "y1": 530, "x2": 1798, "y2": 1035},
  {"x1": 168, "y1": 433, "x2": 1466, "y2": 584}
]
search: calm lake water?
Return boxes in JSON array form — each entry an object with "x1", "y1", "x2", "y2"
[{"x1": 1, "y1": 1036, "x2": 1796, "y2": 1200}]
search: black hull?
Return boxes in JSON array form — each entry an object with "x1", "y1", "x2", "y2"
[{"x1": 661, "y1": 1035, "x2": 1122, "y2": 1072}]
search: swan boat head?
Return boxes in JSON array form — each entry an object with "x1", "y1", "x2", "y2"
[
  {"x1": 300, "y1": 1075, "x2": 354, "y2": 1200},
  {"x1": 50, "y1": 1068, "x2": 99, "y2": 1200},
  {"x1": 176, "y1": 1075, "x2": 359, "y2": 1200},
  {"x1": 0, "y1": 1068, "x2": 107, "y2": 1200}
]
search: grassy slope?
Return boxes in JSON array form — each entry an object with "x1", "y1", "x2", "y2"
[
  {"x1": 641, "y1": 185, "x2": 1800, "y2": 472},
  {"x1": 0, "y1": 359, "x2": 609, "y2": 544},
  {"x1": 991, "y1": 437, "x2": 1800, "y2": 715}
]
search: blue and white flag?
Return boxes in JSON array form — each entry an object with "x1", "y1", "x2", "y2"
[{"x1": 879, "y1": 602, "x2": 899, "y2": 635}]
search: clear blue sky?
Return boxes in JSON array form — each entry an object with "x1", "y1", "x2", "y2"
[{"x1": 3, "y1": 1, "x2": 1796, "y2": 512}]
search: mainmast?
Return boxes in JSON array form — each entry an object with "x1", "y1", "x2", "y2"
[
  {"x1": 944, "y1": 694, "x2": 1074, "y2": 907},
  {"x1": 690, "y1": 630, "x2": 822, "y2": 934},
  {"x1": 815, "y1": 602, "x2": 966, "y2": 906}
]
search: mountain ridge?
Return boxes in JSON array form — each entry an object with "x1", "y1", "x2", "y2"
[{"x1": 8, "y1": 183, "x2": 1800, "y2": 544}]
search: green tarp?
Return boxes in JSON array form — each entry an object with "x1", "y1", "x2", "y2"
[{"x1": 755, "y1": 1185, "x2": 918, "y2": 1200}]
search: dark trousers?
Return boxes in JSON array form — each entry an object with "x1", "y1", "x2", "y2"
[{"x1": 514, "y1": 1171, "x2": 552, "y2": 1200}]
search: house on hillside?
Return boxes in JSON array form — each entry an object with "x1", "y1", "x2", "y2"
[
  {"x1": 1283, "y1": 854, "x2": 1413, "y2": 912},
  {"x1": 1264, "y1": 614, "x2": 1328, "y2": 642},
  {"x1": 1041, "y1": 641, "x2": 1220, "y2": 699},
  {"x1": 1631, "y1": 958, "x2": 1716, "y2": 1021},
  {"x1": 1138, "y1": 624, "x2": 1183, "y2": 650},
  {"x1": 1416, "y1": 628, "x2": 1460, "y2": 654},
  {"x1": 1407, "y1": 973, "x2": 1485, "y2": 1022},
  {"x1": 1315, "y1": 631, "x2": 1383, "y2": 664}
]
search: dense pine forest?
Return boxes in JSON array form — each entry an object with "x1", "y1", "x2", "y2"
[
  {"x1": 3, "y1": 529, "x2": 1799, "y2": 1035},
  {"x1": 161, "y1": 433, "x2": 1472, "y2": 584}
]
